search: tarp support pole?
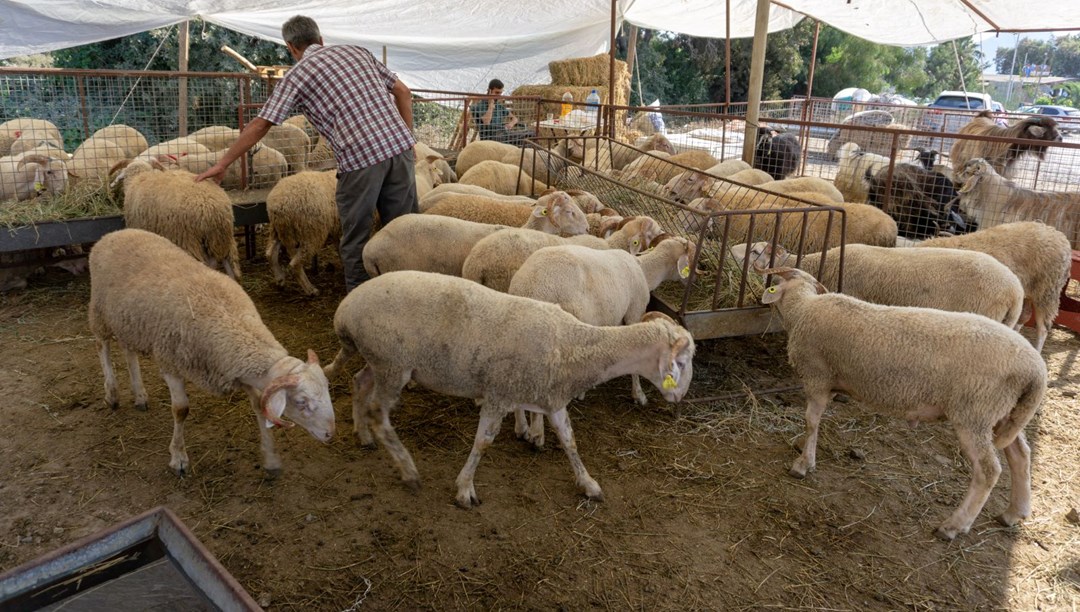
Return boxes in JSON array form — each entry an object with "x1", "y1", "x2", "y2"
[
  {"x1": 741, "y1": 0, "x2": 770, "y2": 164},
  {"x1": 178, "y1": 20, "x2": 189, "y2": 137},
  {"x1": 608, "y1": 0, "x2": 617, "y2": 137},
  {"x1": 625, "y1": 25, "x2": 639, "y2": 104},
  {"x1": 798, "y1": 20, "x2": 820, "y2": 174}
]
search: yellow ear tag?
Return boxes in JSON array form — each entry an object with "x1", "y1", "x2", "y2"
[
  {"x1": 541, "y1": 209, "x2": 548, "y2": 215},
  {"x1": 34, "y1": 182, "x2": 45, "y2": 192},
  {"x1": 680, "y1": 265, "x2": 690, "y2": 278},
  {"x1": 662, "y1": 374, "x2": 677, "y2": 390},
  {"x1": 767, "y1": 286, "x2": 777, "y2": 293}
]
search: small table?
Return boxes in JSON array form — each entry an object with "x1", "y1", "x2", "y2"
[{"x1": 538, "y1": 118, "x2": 598, "y2": 137}]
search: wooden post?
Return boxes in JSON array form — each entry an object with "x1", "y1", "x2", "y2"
[
  {"x1": 178, "y1": 20, "x2": 189, "y2": 137},
  {"x1": 382, "y1": 45, "x2": 387, "y2": 65},
  {"x1": 607, "y1": 0, "x2": 617, "y2": 137},
  {"x1": 741, "y1": 0, "x2": 771, "y2": 164},
  {"x1": 798, "y1": 20, "x2": 820, "y2": 174},
  {"x1": 625, "y1": 25, "x2": 639, "y2": 104}
]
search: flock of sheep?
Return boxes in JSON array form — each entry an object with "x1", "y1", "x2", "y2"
[{"x1": 2, "y1": 107, "x2": 1077, "y2": 542}]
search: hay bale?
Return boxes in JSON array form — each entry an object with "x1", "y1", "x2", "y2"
[
  {"x1": 510, "y1": 85, "x2": 623, "y2": 124},
  {"x1": 549, "y1": 54, "x2": 629, "y2": 90}
]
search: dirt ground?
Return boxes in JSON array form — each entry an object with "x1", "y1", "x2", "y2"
[{"x1": 1, "y1": 246, "x2": 1078, "y2": 611}]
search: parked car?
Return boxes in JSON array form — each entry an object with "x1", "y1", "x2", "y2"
[
  {"x1": 1016, "y1": 104, "x2": 1080, "y2": 134},
  {"x1": 912, "y1": 91, "x2": 996, "y2": 150}
]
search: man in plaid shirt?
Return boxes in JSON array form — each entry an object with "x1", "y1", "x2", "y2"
[{"x1": 197, "y1": 15, "x2": 417, "y2": 291}]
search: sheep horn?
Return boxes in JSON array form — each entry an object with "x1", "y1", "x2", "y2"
[
  {"x1": 641, "y1": 311, "x2": 677, "y2": 326},
  {"x1": 16, "y1": 154, "x2": 51, "y2": 169},
  {"x1": 108, "y1": 159, "x2": 131, "y2": 176},
  {"x1": 260, "y1": 374, "x2": 300, "y2": 428},
  {"x1": 759, "y1": 266, "x2": 798, "y2": 280}
]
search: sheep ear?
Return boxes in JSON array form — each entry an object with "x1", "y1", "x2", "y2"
[
  {"x1": 307, "y1": 349, "x2": 320, "y2": 366},
  {"x1": 1028, "y1": 126, "x2": 1046, "y2": 138}
]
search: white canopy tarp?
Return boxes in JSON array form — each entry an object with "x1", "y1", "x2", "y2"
[{"x1": 1, "y1": 0, "x2": 1078, "y2": 93}]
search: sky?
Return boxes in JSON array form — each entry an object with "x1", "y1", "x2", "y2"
[{"x1": 974, "y1": 31, "x2": 1059, "y2": 74}]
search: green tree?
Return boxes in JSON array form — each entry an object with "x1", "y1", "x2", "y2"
[{"x1": 917, "y1": 38, "x2": 982, "y2": 99}]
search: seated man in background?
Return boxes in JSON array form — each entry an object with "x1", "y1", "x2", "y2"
[{"x1": 472, "y1": 79, "x2": 534, "y2": 145}]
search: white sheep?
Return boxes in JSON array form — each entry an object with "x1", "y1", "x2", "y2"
[
  {"x1": 919, "y1": 221, "x2": 1073, "y2": 352},
  {"x1": 321, "y1": 270, "x2": 694, "y2": 507},
  {"x1": 423, "y1": 189, "x2": 588, "y2": 235},
  {"x1": 419, "y1": 183, "x2": 534, "y2": 212},
  {"x1": 954, "y1": 158, "x2": 1080, "y2": 249},
  {"x1": 88, "y1": 228, "x2": 335, "y2": 477},
  {"x1": 834, "y1": 142, "x2": 890, "y2": 203},
  {"x1": 69, "y1": 136, "x2": 128, "y2": 186},
  {"x1": 111, "y1": 158, "x2": 241, "y2": 281},
  {"x1": 508, "y1": 234, "x2": 699, "y2": 446},
  {"x1": 611, "y1": 133, "x2": 678, "y2": 170},
  {"x1": 414, "y1": 141, "x2": 457, "y2": 183},
  {"x1": 191, "y1": 125, "x2": 241, "y2": 152},
  {"x1": 704, "y1": 158, "x2": 752, "y2": 178},
  {"x1": 0, "y1": 151, "x2": 69, "y2": 202},
  {"x1": 8, "y1": 136, "x2": 68, "y2": 159},
  {"x1": 91, "y1": 125, "x2": 149, "y2": 158},
  {"x1": 414, "y1": 154, "x2": 443, "y2": 201},
  {"x1": 455, "y1": 140, "x2": 521, "y2": 177},
  {"x1": 757, "y1": 176, "x2": 844, "y2": 203},
  {"x1": 262, "y1": 123, "x2": 311, "y2": 176},
  {"x1": 458, "y1": 159, "x2": 549, "y2": 196},
  {"x1": 732, "y1": 241, "x2": 1024, "y2": 327},
  {"x1": 0, "y1": 118, "x2": 62, "y2": 157},
  {"x1": 265, "y1": 170, "x2": 340, "y2": 295},
  {"x1": 461, "y1": 216, "x2": 663, "y2": 293},
  {"x1": 759, "y1": 265, "x2": 1046, "y2": 541}
]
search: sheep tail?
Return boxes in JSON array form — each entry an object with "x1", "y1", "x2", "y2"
[{"x1": 992, "y1": 377, "x2": 1045, "y2": 450}]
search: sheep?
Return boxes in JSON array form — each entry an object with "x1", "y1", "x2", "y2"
[
  {"x1": 673, "y1": 168, "x2": 773, "y2": 203},
  {"x1": 919, "y1": 221, "x2": 1073, "y2": 353},
  {"x1": 307, "y1": 135, "x2": 337, "y2": 171},
  {"x1": 191, "y1": 125, "x2": 241, "y2": 152},
  {"x1": 681, "y1": 189, "x2": 897, "y2": 251},
  {"x1": 458, "y1": 159, "x2": 549, "y2": 196},
  {"x1": 9, "y1": 136, "x2": 68, "y2": 159},
  {"x1": 950, "y1": 111, "x2": 1062, "y2": 178},
  {"x1": 0, "y1": 118, "x2": 62, "y2": 157},
  {"x1": 88, "y1": 228, "x2": 335, "y2": 477},
  {"x1": 136, "y1": 139, "x2": 213, "y2": 170},
  {"x1": 68, "y1": 136, "x2": 128, "y2": 186},
  {"x1": 757, "y1": 176, "x2": 844, "y2": 203},
  {"x1": 262, "y1": 123, "x2": 311, "y2": 176},
  {"x1": 284, "y1": 115, "x2": 320, "y2": 151},
  {"x1": 704, "y1": 158, "x2": 752, "y2": 178},
  {"x1": 320, "y1": 270, "x2": 694, "y2": 506},
  {"x1": 414, "y1": 141, "x2": 457, "y2": 183},
  {"x1": 758, "y1": 265, "x2": 1046, "y2": 540},
  {"x1": 508, "y1": 235, "x2": 699, "y2": 446},
  {"x1": 461, "y1": 216, "x2": 663, "y2": 293},
  {"x1": 419, "y1": 183, "x2": 534, "y2": 212},
  {"x1": 825, "y1": 110, "x2": 909, "y2": 158},
  {"x1": 0, "y1": 151, "x2": 69, "y2": 202},
  {"x1": 424, "y1": 190, "x2": 588, "y2": 235},
  {"x1": 650, "y1": 150, "x2": 721, "y2": 185},
  {"x1": 955, "y1": 158, "x2": 1080, "y2": 249},
  {"x1": 753, "y1": 128, "x2": 800, "y2": 180},
  {"x1": 611, "y1": 133, "x2": 677, "y2": 170},
  {"x1": 834, "y1": 142, "x2": 890, "y2": 203},
  {"x1": 732, "y1": 241, "x2": 1024, "y2": 327},
  {"x1": 265, "y1": 170, "x2": 340, "y2": 295},
  {"x1": 91, "y1": 125, "x2": 149, "y2": 158},
  {"x1": 111, "y1": 158, "x2": 241, "y2": 281},
  {"x1": 866, "y1": 161, "x2": 971, "y2": 240},
  {"x1": 454, "y1": 140, "x2": 522, "y2": 177},
  {"x1": 363, "y1": 215, "x2": 508, "y2": 278},
  {"x1": 414, "y1": 154, "x2": 443, "y2": 201},
  {"x1": 173, "y1": 143, "x2": 288, "y2": 190}
]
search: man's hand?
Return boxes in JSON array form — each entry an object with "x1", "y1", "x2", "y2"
[{"x1": 195, "y1": 163, "x2": 227, "y2": 184}]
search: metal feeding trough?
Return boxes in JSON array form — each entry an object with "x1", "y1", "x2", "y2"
[{"x1": 0, "y1": 506, "x2": 261, "y2": 612}]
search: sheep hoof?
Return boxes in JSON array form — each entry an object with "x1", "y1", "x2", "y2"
[
  {"x1": 788, "y1": 466, "x2": 808, "y2": 479},
  {"x1": 933, "y1": 526, "x2": 959, "y2": 542},
  {"x1": 455, "y1": 492, "x2": 480, "y2": 509},
  {"x1": 403, "y1": 478, "x2": 422, "y2": 493},
  {"x1": 134, "y1": 402, "x2": 148, "y2": 412},
  {"x1": 264, "y1": 467, "x2": 283, "y2": 480},
  {"x1": 586, "y1": 490, "x2": 605, "y2": 503},
  {"x1": 107, "y1": 400, "x2": 120, "y2": 410},
  {"x1": 170, "y1": 464, "x2": 187, "y2": 478},
  {"x1": 995, "y1": 513, "x2": 1021, "y2": 528}
]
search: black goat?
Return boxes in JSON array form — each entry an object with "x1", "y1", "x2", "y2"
[
  {"x1": 867, "y1": 163, "x2": 976, "y2": 240},
  {"x1": 753, "y1": 128, "x2": 800, "y2": 180}
]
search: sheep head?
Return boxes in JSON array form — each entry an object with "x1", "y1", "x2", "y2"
[
  {"x1": 17, "y1": 154, "x2": 68, "y2": 196},
  {"x1": 955, "y1": 158, "x2": 995, "y2": 194},
  {"x1": 532, "y1": 190, "x2": 588, "y2": 236},
  {"x1": 260, "y1": 350, "x2": 335, "y2": 443},
  {"x1": 639, "y1": 312, "x2": 695, "y2": 403},
  {"x1": 759, "y1": 267, "x2": 827, "y2": 305}
]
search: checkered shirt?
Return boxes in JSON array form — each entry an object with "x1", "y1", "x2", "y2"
[{"x1": 259, "y1": 44, "x2": 415, "y2": 172}]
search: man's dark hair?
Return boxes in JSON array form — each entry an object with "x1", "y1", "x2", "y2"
[
  {"x1": 282, "y1": 16, "x2": 321, "y2": 47},
  {"x1": 487, "y1": 79, "x2": 504, "y2": 91}
]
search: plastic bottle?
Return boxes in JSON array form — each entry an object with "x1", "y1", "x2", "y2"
[
  {"x1": 561, "y1": 91, "x2": 573, "y2": 117},
  {"x1": 585, "y1": 89, "x2": 601, "y2": 122}
]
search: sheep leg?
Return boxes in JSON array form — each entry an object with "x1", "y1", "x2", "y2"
[
  {"x1": 936, "y1": 428, "x2": 1001, "y2": 541},
  {"x1": 548, "y1": 407, "x2": 604, "y2": 502},
  {"x1": 997, "y1": 430, "x2": 1032, "y2": 527},
  {"x1": 289, "y1": 251, "x2": 319, "y2": 296},
  {"x1": 368, "y1": 375, "x2": 421, "y2": 491},
  {"x1": 162, "y1": 372, "x2": 191, "y2": 477},
  {"x1": 351, "y1": 366, "x2": 376, "y2": 447},
  {"x1": 248, "y1": 393, "x2": 283, "y2": 478},
  {"x1": 122, "y1": 346, "x2": 148, "y2": 412},
  {"x1": 96, "y1": 338, "x2": 119, "y2": 410},
  {"x1": 267, "y1": 239, "x2": 288, "y2": 285},
  {"x1": 513, "y1": 408, "x2": 529, "y2": 439},
  {"x1": 525, "y1": 412, "x2": 545, "y2": 450},
  {"x1": 454, "y1": 401, "x2": 505, "y2": 508},
  {"x1": 789, "y1": 392, "x2": 829, "y2": 478},
  {"x1": 630, "y1": 374, "x2": 647, "y2": 406},
  {"x1": 321, "y1": 344, "x2": 355, "y2": 380}
]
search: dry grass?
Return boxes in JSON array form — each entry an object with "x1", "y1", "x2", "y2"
[{"x1": 0, "y1": 182, "x2": 122, "y2": 229}]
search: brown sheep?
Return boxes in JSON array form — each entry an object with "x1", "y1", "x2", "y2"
[{"x1": 950, "y1": 111, "x2": 1062, "y2": 178}]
